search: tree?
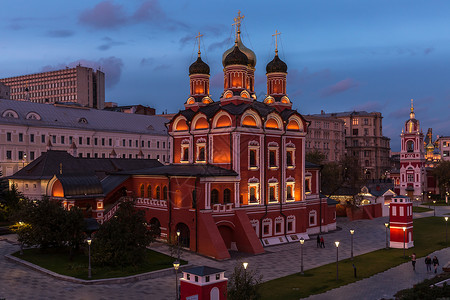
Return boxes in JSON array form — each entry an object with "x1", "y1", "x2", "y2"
[
  {"x1": 433, "y1": 161, "x2": 450, "y2": 198},
  {"x1": 63, "y1": 206, "x2": 86, "y2": 259},
  {"x1": 228, "y1": 263, "x2": 263, "y2": 300},
  {"x1": 305, "y1": 150, "x2": 326, "y2": 165},
  {"x1": 91, "y1": 200, "x2": 155, "y2": 266}
]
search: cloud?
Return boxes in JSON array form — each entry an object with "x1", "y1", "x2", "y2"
[
  {"x1": 424, "y1": 47, "x2": 434, "y2": 55},
  {"x1": 320, "y1": 78, "x2": 359, "y2": 97},
  {"x1": 97, "y1": 36, "x2": 124, "y2": 51},
  {"x1": 139, "y1": 57, "x2": 169, "y2": 71},
  {"x1": 46, "y1": 30, "x2": 75, "y2": 38},
  {"x1": 79, "y1": 1, "x2": 127, "y2": 29},
  {"x1": 388, "y1": 107, "x2": 410, "y2": 119},
  {"x1": 287, "y1": 67, "x2": 330, "y2": 84},
  {"x1": 353, "y1": 101, "x2": 383, "y2": 112},
  {"x1": 79, "y1": 0, "x2": 188, "y2": 31},
  {"x1": 140, "y1": 57, "x2": 155, "y2": 67},
  {"x1": 40, "y1": 57, "x2": 124, "y2": 88},
  {"x1": 208, "y1": 37, "x2": 230, "y2": 52}
]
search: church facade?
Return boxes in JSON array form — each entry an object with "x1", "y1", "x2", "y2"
[{"x1": 37, "y1": 15, "x2": 337, "y2": 260}]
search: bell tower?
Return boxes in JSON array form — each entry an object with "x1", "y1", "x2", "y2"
[{"x1": 399, "y1": 99, "x2": 426, "y2": 201}]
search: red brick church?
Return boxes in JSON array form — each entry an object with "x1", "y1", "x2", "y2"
[{"x1": 15, "y1": 14, "x2": 337, "y2": 260}]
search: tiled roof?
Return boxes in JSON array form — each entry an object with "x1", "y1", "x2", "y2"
[
  {"x1": 115, "y1": 164, "x2": 238, "y2": 177},
  {"x1": 184, "y1": 266, "x2": 224, "y2": 276},
  {"x1": 9, "y1": 150, "x2": 163, "y2": 180},
  {"x1": 0, "y1": 98, "x2": 168, "y2": 135}
]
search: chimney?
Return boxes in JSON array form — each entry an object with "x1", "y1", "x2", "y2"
[{"x1": 321, "y1": 110, "x2": 324, "y2": 115}]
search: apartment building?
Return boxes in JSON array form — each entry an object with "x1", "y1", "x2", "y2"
[{"x1": 0, "y1": 65, "x2": 105, "y2": 109}]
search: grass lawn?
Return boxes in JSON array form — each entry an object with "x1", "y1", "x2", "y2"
[
  {"x1": 259, "y1": 217, "x2": 450, "y2": 300},
  {"x1": 413, "y1": 206, "x2": 433, "y2": 213},
  {"x1": 12, "y1": 247, "x2": 187, "y2": 280}
]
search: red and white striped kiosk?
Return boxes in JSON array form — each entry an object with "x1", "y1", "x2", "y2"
[{"x1": 389, "y1": 195, "x2": 414, "y2": 248}]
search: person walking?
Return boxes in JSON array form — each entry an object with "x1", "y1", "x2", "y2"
[
  {"x1": 410, "y1": 253, "x2": 416, "y2": 271},
  {"x1": 433, "y1": 256, "x2": 440, "y2": 274},
  {"x1": 320, "y1": 236, "x2": 325, "y2": 248},
  {"x1": 317, "y1": 235, "x2": 321, "y2": 248},
  {"x1": 425, "y1": 256, "x2": 432, "y2": 273}
]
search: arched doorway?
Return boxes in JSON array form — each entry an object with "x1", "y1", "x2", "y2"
[
  {"x1": 175, "y1": 223, "x2": 190, "y2": 248},
  {"x1": 149, "y1": 217, "x2": 161, "y2": 237},
  {"x1": 218, "y1": 225, "x2": 234, "y2": 249}
]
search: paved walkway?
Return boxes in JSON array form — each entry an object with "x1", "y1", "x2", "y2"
[{"x1": 0, "y1": 206, "x2": 449, "y2": 299}]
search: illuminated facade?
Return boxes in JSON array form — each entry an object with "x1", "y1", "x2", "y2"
[
  {"x1": 389, "y1": 195, "x2": 413, "y2": 249},
  {"x1": 399, "y1": 100, "x2": 427, "y2": 200},
  {"x1": 0, "y1": 66, "x2": 105, "y2": 109}
]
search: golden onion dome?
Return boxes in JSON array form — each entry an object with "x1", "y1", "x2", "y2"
[{"x1": 222, "y1": 31, "x2": 256, "y2": 68}]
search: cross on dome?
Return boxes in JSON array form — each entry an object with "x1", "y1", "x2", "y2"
[
  {"x1": 195, "y1": 32, "x2": 203, "y2": 57},
  {"x1": 272, "y1": 30, "x2": 281, "y2": 55}
]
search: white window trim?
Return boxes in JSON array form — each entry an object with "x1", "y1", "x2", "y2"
[
  {"x1": 286, "y1": 146, "x2": 296, "y2": 169},
  {"x1": 248, "y1": 143, "x2": 260, "y2": 170},
  {"x1": 268, "y1": 182, "x2": 279, "y2": 203},
  {"x1": 180, "y1": 139, "x2": 190, "y2": 163},
  {"x1": 268, "y1": 146, "x2": 279, "y2": 170},
  {"x1": 305, "y1": 173, "x2": 312, "y2": 194},
  {"x1": 196, "y1": 141, "x2": 206, "y2": 163},
  {"x1": 286, "y1": 215, "x2": 295, "y2": 234},
  {"x1": 286, "y1": 181, "x2": 295, "y2": 202},
  {"x1": 309, "y1": 210, "x2": 317, "y2": 226},
  {"x1": 262, "y1": 218, "x2": 272, "y2": 237},
  {"x1": 274, "y1": 216, "x2": 284, "y2": 235},
  {"x1": 248, "y1": 182, "x2": 260, "y2": 205}
]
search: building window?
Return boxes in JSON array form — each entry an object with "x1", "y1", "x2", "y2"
[
  {"x1": 94, "y1": 138, "x2": 98, "y2": 146},
  {"x1": 61, "y1": 136, "x2": 65, "y2": 144},
  {"x1": 269, "y1": 150, "x2": 276, "y2": 167},
  {"x1": 163, "y1": 142, "x2": 166, "y2": 149},
  {"x1": 181, "y1": 142, "x2": 190, "y2": 163},
  {"x1": 140, "y1": 184, "x2": 145, "y2": 197},
  {"x1": 87, "y1": 137, "x2": 90, "y2": 145},
  {"x1": 248, "y1": 182, "x2": 259, "y2": 204},
  {"x1": 205, "y1": 276, "x2": 210, "y2": 283},
  {"x1": 392, "y1": 206, "x2": 396, "y2": 216},
  {"x1": 211, "y1": 189, "x2": 219, "y2": 205},
  {"x1": 30, "y1": 151, "x2": 35, "y2": 160},
  {"x1": 18, "y1": 151, "x2": 23, "y2": 160},
  {"x1": 248, "y1": 142, "x2": 260, "y2": 170},
  {"x1": 6, "y1": 150, "x2": 12, "y2": 160},
  {"x1": 352, "y1": 118, "x2": 359, "y2": 125},
  {"x1": 157, "y1": 141, "x2": 160, "y2": 148},
  {"x1": 129, "y1": 140, "x2": 132, "y2": 147},
  {"x1": 31, "y1": 134, "x2": 36, "y2": 143},
  {"x1": 406, "y1": 141, "x2": 414, "y2": 152},
  {"x1": 147, "y1": 185, "x2": 152, "y2": 198},
  {"x1": 41, "y1": 134, "x2": 45, "y2": 143},
  {"x1": 305, "y1": 174, "x2": 312, "y2": 194},
  {"x1": 109, "y1": 138, "x2": 112, "y2": 146},
  {"x1": 309, "y1": 211, "x2": 317, "y2": 226},
  {"x1": 135, "y1": 140, "x2": 138, "y2": 147},
  {"x1": 123, "y1": 139, "x2": 126, "y2": 147},
  {"x1": 287, "y1": 216, "x2": 295, "y2": 233},
  {"x1": 275, "y1": 217, "x2": 284, "y2": 235},
  {"x1": 19, "y1": 133, "x2": 23, "y2": 142},
  {"x1": 286, "y1": 181, "x2": 295, "y2": 201},
  {"x1": 141, "y1": 140, "x2": 144, "y2": 148},
  {"x1": 6, "y1": 132, "x2": 11, "y2": 142},
  {"x1": 407, "y1": 173, "x2": 414, "y2": 182},
  {"x1": 196, "y1": 140, "x2": 206, "y2": 163},
  {"x1": 102, "y1": 138, "x2": 105, "y2": 146},
  {"x1": 79, "y1": 137, "x2": 82, "y2": 145},
  {"x1": 268, "y1": 182, "x2": 278, "y2": 203},
  {"x1": 163, "y1": 186, "x2": 168, "y2": 200},
  {"x1": 216, "y1": 274, "x2": 220, "y2": 280},
  {"x1": 147, "y1": 141, "x2": 151, "y2": 148},
  {"x1": 223, "y1": 189, "x2": 231, "y2": 204},
  {"x1": 353, "y1": 129, "x2": 358, "y2": 136},
  {"x1": 400, "y1": 206, "x2": 404, "y2": 216},
  {"x1": 156, "y1": 186, "x2": 161, "y2": 199},
  {"x1": 262, "y1": 218, "x2": 272, "y2": 237}
]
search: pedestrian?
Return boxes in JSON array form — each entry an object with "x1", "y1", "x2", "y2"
[
  {"x1": 433, "y1": 256, "x2": 439, "y2": 274},
  {"x1": 410, "y1": 253, "x2": 416, "y2": 271},
  {"x1": 320, "y1": 236, "x2": 325, "y2": 248},
  {"x1": 425, "y1": 256, "x2": 432, "y2": 273},
  {"x1": 317, "y1": 235, "x2": 321, "y2": 248}
]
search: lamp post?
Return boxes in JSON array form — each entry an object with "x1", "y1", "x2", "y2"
[
  {"x1": 428, "y1": 194, "x2": 431, "y2": 208},
  {"x1": 433, "y1": 200, "x2": 436, "y2": 217},
  {"x1": 445, "y1": 217, "x2": 448, "y2": 244},
  {"x1": 384, "y1": 222, "x2": 389, "y2": 249},
  {"x1": 173, "y1": 260, "x2": 180, "y2": 300},
  {"x1": 402, "y1": 227, "x2": 406, "y2": 258},
  {"x1": 300, "y1": 238, "x2": 305, "y2": 275},
  {"x1": 86, "y1": 238, "x2": 92, "y2": 279},
  {"x1": 243, "y1": 262, "x2": 248, "y2": 286},
  {"x1": 335, "y1": 241, "x2": 340, "y2": 280},
  {"x1": 350, "y1": 229, "x2": 355, "y2": 261},
  {"x1": 176, "y1": 229, "x2": 181, "y2": 261}
]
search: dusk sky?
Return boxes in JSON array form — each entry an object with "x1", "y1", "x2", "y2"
[{"x1": 1, "y1": 0, "x2": 450, "y2": 151}]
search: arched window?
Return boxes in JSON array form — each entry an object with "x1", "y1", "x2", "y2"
[
  {"x1": 183, "y1": 147, "x2": 189, "y2": 161},
  {"x1": 156, "y1": 186, "x2": 161, "y2": 199},
  {"x1": 140, "y1": 184, "x2": 145, "y2": 197},
  {"x1": 249, "y1": 186, "x2": 257, "y2": 203},
  {"x1": 211, "y1": 189, "x2": 219, "y2": 205},
  {"x1": 223, "y1": 189, "x2": 231, "y2": 204},
  {"x1": 406, "y1": 140, "x2": 414, "y2": 152},
  {"x1": 147, "y1": 185, "x2": 152, "y2": 198},
  {"x1": 198, "y1": 147, "x2": 205, "y2": 161},
  {"x1": 242, "y1": 115, "x2": 257, "y2": 127},
  {"x1": 163, "y1": 186, "x2": 168, "y2": 200},
  {"x1": 175, "y1": 119, "x2": 188, "y2": 131}
]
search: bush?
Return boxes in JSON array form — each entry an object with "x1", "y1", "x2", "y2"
[{"x1": 228, "y1": 263, "x2": 263, "y2": 300}]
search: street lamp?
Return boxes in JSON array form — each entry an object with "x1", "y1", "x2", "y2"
[
  {"x1": 384, "y1": 222, "x2": 389, "y2": 249},
  {"x1": 445, "y1": 217, "x2": 449, "y2": 244},
  {"x1": 402, "y1": 227, "x2": 406, "y2": 259},
  {"x1": 350, "y1": 230, "x2": 355, "y2": 261},
  {"x1": 173, "y1": 260, "x2": 180, "y2": 300},
  {"x1": 243, "y1": 262, "x2": 248, "y2": 287},
  {"x1": 335, "y1": 241, "x2": 340, "y2": 280},
  {"x1": 176, "y1": 229, "x2": 181, "y2": 261},
  {"x1": 86, "y1": 238, "x2": 92, "y2": 279},
  {"x1": 22, "y1": 153, "x2": 27, "y2": 168},
  {"x1": 299, "y1": 238, "x2": 305, "y2": 275},
  {"x1": 433, "y1": 200, "x2": 436, "y2": 217}
]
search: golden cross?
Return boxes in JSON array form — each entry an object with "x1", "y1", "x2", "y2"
[
  {"x1": 195, "y1": 32, "x2": 203, "y2": 56},
  {"x1": 233, "y1": 10, "x2": 245, "y2": 33},
  {"x1": 410, "y1": 98, "x2": 414, "y2": 112},
  {"x1": 272, "y1": 30, "x2": 281, "y2": 54}
]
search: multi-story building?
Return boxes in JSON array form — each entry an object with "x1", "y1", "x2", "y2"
[
  {"x1": 437, "y1": 136, "x2": 450, "y2": 161},
  {"x1": 304, "y1": 113, "x2": 345, "y2": 162},
  {"x1": 103, "y1": 103, "x2": 156, "y2": 115},
  {"x1": 0, "y1": 98, "x2": 170, "y2": 176},
  {"x1": 314, "y1": 111, "x2": 391, "y2": 179},
  {"x1": 0, "y1": 82, "x2": 10, "y2": 100},
  {"x1": 0, "y1": 65, "x2": 105, "y2": 109}
]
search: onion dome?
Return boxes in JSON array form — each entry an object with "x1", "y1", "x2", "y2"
[
  {"x1": 266, "y1": 54, "x2": 287, "y2": 73},
  {"x1": 224, "y1": 45, "x2": 249, "y2": 67},
  {"x1": 189, "y1": 56, "x2": 210, "y2": 75},
  {"x1": 222, "y1": 33, "x2": 256, "y2": 68}
]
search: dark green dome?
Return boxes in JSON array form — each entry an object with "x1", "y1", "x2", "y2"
[
  {"x1": 224, "y1": 45, "x2": 249, "y2": 67},
  {"x1": 266, "y1": 54, "x2": 287, "y2": 73},
  {"x1": 189, "y1": 57, "x2": 210, "y2": 75}
]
